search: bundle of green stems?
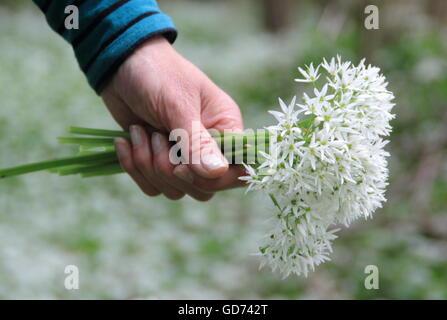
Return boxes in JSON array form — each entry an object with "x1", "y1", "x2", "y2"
[{"x1": 0, "y1": 127, "x2": 270, "y2": 179}]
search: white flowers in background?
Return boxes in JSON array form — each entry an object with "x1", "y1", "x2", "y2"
[{"x1": 241, "y1": 56, "x2": 395, "y2": 277}]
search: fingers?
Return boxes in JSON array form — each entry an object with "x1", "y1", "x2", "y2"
[
  {"x1": 129, "y1": 125, "x2": 184, "y2": 200},
  {"x1": 114, "y1": 138, "x2": 161, "y2": 197},
  {"x1": 167, "y1": 105, "x2": 229, "y2": 180},
  {"x1": 194, "y1": 166, "x2": 248, "y2": 192},
  {"x1": 175, "y1": 165, "x2": 248, "y2": 193},
  {"x1": 115, "y1": 125, "x2": 245, "y2": 199},
  {"x1": 150, "y1": 131, "x2": 215, "y2": 201},
  {"x1": 117, "y1": 125, "x2": 215, "y2": 201},
  {"x1": 172, "y1": 165, "x2": 216, "y2": 201},
  {"x1": 193, "y1": 123, "x2": 229, "y2": 179}
]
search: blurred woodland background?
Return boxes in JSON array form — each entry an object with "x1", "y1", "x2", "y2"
[{"x1": 0, "y1": 0, "x2": 446, "y2": 299}]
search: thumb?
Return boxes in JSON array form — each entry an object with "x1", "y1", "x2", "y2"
[{"x1": 168, "y1": 108, "x2": 228, "y2": 179}]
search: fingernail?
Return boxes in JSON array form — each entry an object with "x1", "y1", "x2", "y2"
[
  {"x1": 130, "y1": 125, "x2": 143, "y2": 147},
  {"x1": 202, "y1": 153, "x2": 228, "y2": 172},
  {"x1": 173, "y1": 166, "x2": 194, "y2": 184},
  {"x1": 151, "y1": 132, "x2": 164, "y2": 154},
  {"x1": 114, "y1": 138, "x2": 129, "y2": 160}
]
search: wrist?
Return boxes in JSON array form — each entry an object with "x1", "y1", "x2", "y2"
[{"x1": 103, "y1": 35, "x2": 174, "y2": 94}]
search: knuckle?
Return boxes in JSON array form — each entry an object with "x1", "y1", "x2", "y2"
[{"x1": 200, "y1": 134, "x2": 215, "y2": 147}]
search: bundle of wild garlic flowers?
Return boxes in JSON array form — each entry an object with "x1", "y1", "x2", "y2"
[
  {"x1": 241, "y1": 56, "x2": 395, "y2": 277},
  {"x1": 0, "y1": 56, "x2": 394, "y2": 279}
]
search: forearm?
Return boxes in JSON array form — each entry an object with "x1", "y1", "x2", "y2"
[{"x1": 33, "y1": 0, "x2": 177, "y2": 93}]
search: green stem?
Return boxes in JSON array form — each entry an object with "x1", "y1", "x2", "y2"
[
  {"x1": 0, "y1": 151, "x2": 117, "y2": 179},
  {"x1": 58, "y1": 137, "x2": 115, "y2": 147},
  {"x1": 69, "y1": 127, "x2": 130, "y2": 139},
  {"x1": 81, "y1": 163, "x2": 124, "y2": 178},
  {"x1": 56, "y1": 159, "x2": 119, "y2": 176},
  {"x1": 0, "y1": 128, "x2": 273, "y2": 180}
]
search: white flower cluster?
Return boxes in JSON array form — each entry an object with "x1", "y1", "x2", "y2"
[{"x1": 242, "y1": 56, "x2": 395, "y2": 277}]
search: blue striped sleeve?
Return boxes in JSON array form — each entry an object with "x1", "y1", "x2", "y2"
[{"x1": 32, "y1": 0, "x2": 177, "y2": 94}]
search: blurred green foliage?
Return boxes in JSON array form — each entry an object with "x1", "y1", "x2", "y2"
[{"x1": 0, "y1": 0, "x2": 446, "y2": 299}]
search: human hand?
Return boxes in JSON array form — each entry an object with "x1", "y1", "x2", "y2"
[{"x1": 101, "y1": 36, "x2": 246, "y2": 201}]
